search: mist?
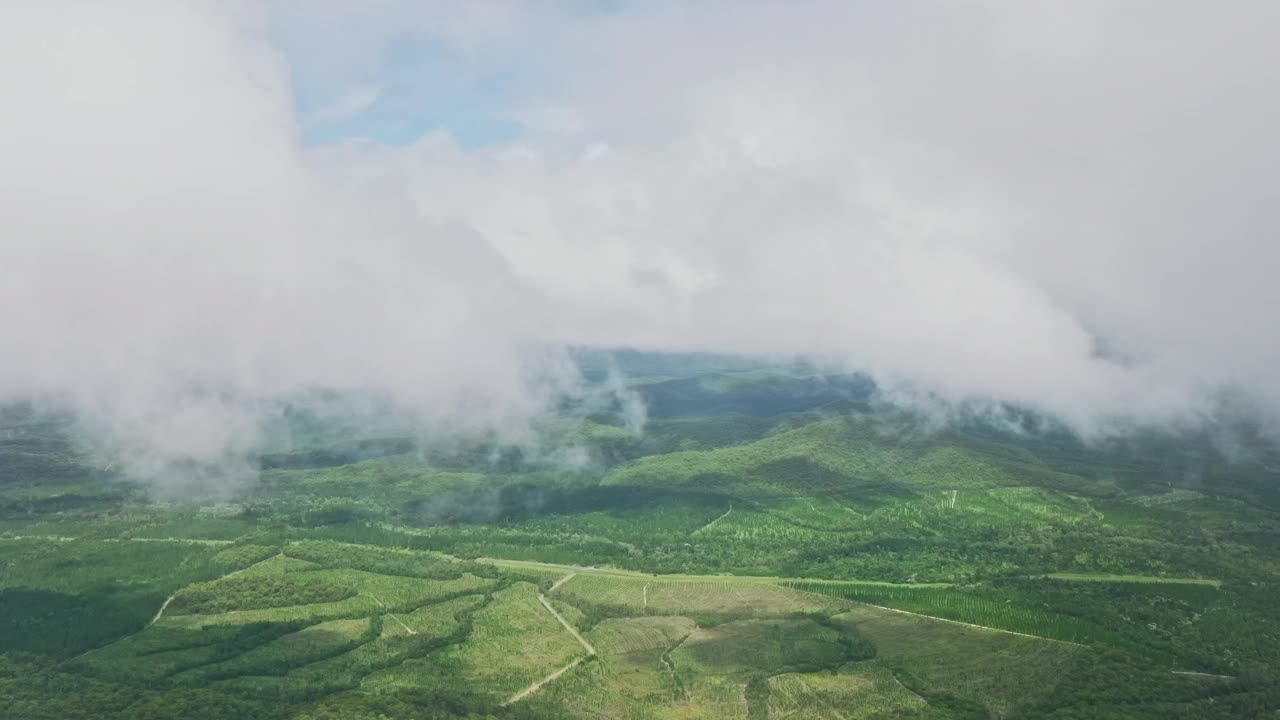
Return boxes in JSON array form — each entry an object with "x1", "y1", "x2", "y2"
[{"x1": 3, "y1": 1, "x2": 1280, "y2": 490}]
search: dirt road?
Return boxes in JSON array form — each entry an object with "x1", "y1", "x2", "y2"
[{"x1": 539, "y1": 594, "x2": 596, "y2": 655}]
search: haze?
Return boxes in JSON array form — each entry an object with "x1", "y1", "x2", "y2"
[{"x1": 3, "y1": 1, "x2": 1279, "y2": 481}]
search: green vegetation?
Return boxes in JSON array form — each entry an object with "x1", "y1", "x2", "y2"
[
  {"x1": 396, "y1": 582, "x2": 587, "y2": 700},
  {"x1": 2, "y1": 355, "x2": 1279, "y2": 717},
  {"x1": 168, "y1": 574, "x2": 359, "y2": 615},
  {"x1": 833, "y1": 604, "x2": 1086, "y2": 717},
  {"x1": 786, "y1": 581, "x2": 1114, "y2": 647},
  {"x1": 556, "y1": 573, "x2": 840, "y2": 619},
  {"x1": 172, "y1": 618, "x2": 373, "y2": 684},
  {"x1": 0, "y1": 538, "x2": 223, "y2": 657},
  {"x1": 1045, "y1": 572, "x2": 1222, "y2": 587},
  {"x1": 767, "y1": 666, "x2": 928, "y2": 720}
]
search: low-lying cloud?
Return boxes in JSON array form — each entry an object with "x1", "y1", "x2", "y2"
[{"x1": 3, "y1": 1, "x2": 1280, "y2": 488}]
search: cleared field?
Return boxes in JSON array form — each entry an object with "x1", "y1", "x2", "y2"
[
  {"x1": 671, "y1": 619, "x2": 854, "y2": 678},
  {"x1": 287, "y1": 595, "x2": 485, "y2": 689},
  {"x1": 588, "y1": 616, "x2": 697, "y2": 655},
  {"x1": 832, "y1": 604, "x2": 1084, "y2": 716},
  {"x1": 530, "y1": 615, "x2": 698, "y2": 718},
  {"x1": 660, "y1": 671, "x2": 747, "y2": 717},
  {"x1": 640, "y1": 577, "x2": 833, "y2": 616},
  {"x1": 553, "y1": 573, "x2": 647, "y2": 607},
  {"x1": 670, "y1": 675, "x2": 751, "y2": 720},
  {"x1": 767, "y1": 665, "x2": 927, "y2": 719},
  {"x1": 364, "y1": 582, "x2": 585, "y2": 699},
  {"x1": 480, "y1": 556, "x2": 651, "y2": 578},
  {"x1": 557, "y1": 573, "x2": 840, "y2": 615},
  {"x1": 545, "y1": 617, "x2": 871, "y2": 719},
  {"x1": 787, "y1": 581, "x2": 1109, "y2": 645},
  {"x1": 539, "y1": 653, "x2": 748, "y2": 720}
]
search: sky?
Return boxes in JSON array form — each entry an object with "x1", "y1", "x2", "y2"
[{"x1": 3, "y1": 1, "x2": 1280, "y2": 482}]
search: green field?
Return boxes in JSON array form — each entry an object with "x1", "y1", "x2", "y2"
[
  {"x1": 832, "y1": 604, "x2": 1085, "y2": 717},
  {"x1": 3, "y1": 357, "x2": 1280, "y2": 717}
]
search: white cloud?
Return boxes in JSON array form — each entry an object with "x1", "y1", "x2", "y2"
[
  {"x1": 305, "y1": 85, "x2": 380, "y2": 126},
  {"x1": 2, "y1": 0, "x2": 1280, "y2": 489},
  {"x1": 388, "y1": 0, "x2": 1280, "y2": 431},
  {"x1": 0, "y1": 2, "x2": 572, "y2": 491}
]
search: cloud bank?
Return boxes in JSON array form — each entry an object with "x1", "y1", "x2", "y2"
[
  {"x1": 3, "y1": 1, "x2": 1280, "y2": 484},
  {"x1": 0, "y1": 2, "x2": 571, "y2": 484}
]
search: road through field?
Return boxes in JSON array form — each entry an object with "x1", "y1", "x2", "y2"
[
  {"x1": 538, "y1": 594, "x2": 596, "y2": 655},
  {"x1": 549, "y1": 572, "x2": 576, "y2": 592},
  {"x1": 148, "y1": 552, "x2": 281, "y2": 626},
  {"x1": 149, "y1": 594, "x2": 177, "y2": 625},
  {"x1": 15, "y1": 534, "x2": 1210, "y2": 659},
  {"x1": 502, "y1": 657, "x2": 587, "y2": 706},
  {"x1": 501, "y1": 594, "x2": 597, "y2": 705},
  {"x1": 837, "y1": 597, "x2": 1087, "y2": 648},
  {"x1": 365, "y1": 593, "x2": 417, "y2": 635},
  {"x1": 1, "y1": 535, "x2": 232, "y2": 545},
  {"x1": 693, "y1": 504, "x2": 733, "y2": 534},
  {"x1": 480, "y1": 556, "x2": 951, "y2": 588}
]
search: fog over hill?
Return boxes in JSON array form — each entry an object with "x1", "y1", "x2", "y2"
[{"x1": 3, "y1": 1, "x2": 1280, "y2": 483}]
